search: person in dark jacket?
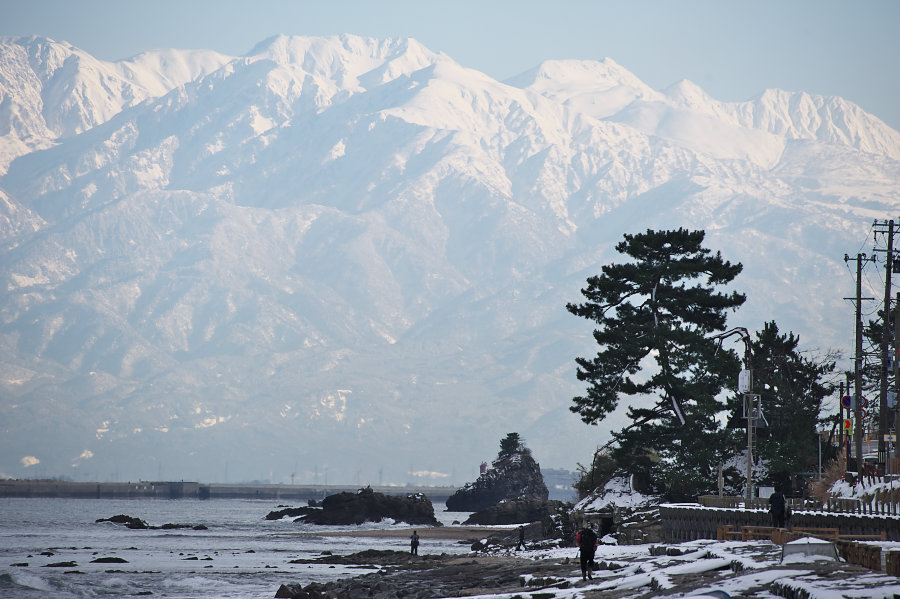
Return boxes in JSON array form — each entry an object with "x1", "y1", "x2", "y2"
[
  {"x1": 516, "y1": 525, "x2": 525, "y2": 551},
  {"x1": 410, "y1": 530, "x2": 419, "y2": 555},
  {"x1": 769, "y1": 487, "x2": 786, "y2": 528},
  {"x1": 576, "y1": 523, "x2": 598, "y2": 580}
]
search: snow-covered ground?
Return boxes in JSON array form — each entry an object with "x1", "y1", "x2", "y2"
[
  {"x1": 510, "y1": 475, "x2": 900, "y2": 598},
  {"x1": 455, "y1": 537, "x2": 900, "y2": 598},
  {"x1": 574, "y1": 475, "x2": 656, "y2": 512}
]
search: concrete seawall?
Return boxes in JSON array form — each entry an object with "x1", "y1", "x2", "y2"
[{"x1": 0, "y1": 479, "x2": 457, "y2": 502}]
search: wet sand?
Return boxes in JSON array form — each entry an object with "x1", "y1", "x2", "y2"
[{"x1": 294, "y1": 525, "x2": 517, "y2": 540}]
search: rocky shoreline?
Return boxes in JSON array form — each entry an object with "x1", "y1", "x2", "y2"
[
  {"x1": 276, "y1": 550, "x2": 574, "y2": 599},
  {"x1": 273, "y1": 536, "x2": 889, "y2": 599}
]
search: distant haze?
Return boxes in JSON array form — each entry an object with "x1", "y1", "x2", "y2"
[{"x1": 0, "y1": 34, "x2": 897, "y2": 485}]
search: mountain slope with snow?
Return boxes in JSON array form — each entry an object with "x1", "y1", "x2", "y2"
[
  {"x1": 1, "y1": 35, "x2": 897, "y2": 485},
  {"x1": 0, "y1": 36, "x2": 231, "y2": 172}
]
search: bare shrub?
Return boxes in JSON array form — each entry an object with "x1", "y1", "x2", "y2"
[{"x1": 808, "y1": 454, "x2": 846, "y2": 504}]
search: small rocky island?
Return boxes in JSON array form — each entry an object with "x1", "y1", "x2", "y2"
[
  {"x1": 266, "y1": 486, "x2": 440, "y2": 526},
  {"x1": 95, "y1": 514, "x2": 208, "y2": 530},
  {"x1": 446, "y1": 433, "x2": 552, "y2": 515}
]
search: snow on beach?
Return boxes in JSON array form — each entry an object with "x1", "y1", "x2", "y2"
[
  {"x1": 422, "y1": 538, "x2": 900, "y2": 599},
  {"x1": 410, "y1": 476, "x2": 900, "y2": 599}
]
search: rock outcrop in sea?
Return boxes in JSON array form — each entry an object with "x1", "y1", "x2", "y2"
[
  {"x1": 446, "y1": 435, "x2": 549, "y2": 512},
  {"x1": 95, "y1": 514, "x2": 208, "y2": 530},
  {"x1": 268, "y1": 487, "x2": 440, "y2": 526}
]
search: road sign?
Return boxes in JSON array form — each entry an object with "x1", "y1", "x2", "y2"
[
  {"x1": 886, "y1": 434, "x2": 897, "y2": 442},
  {"x1": 843, "y1": 418, "x2": 852, "y2": 430},
  {"x1": 841, "y1": 395, "x2": 852, "y2": 409}
]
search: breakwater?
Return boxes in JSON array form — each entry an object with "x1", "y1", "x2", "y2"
[{"x1": 0, "y1": 479, "x2": 457, "y2": 502}]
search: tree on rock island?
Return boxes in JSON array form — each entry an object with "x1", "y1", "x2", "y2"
[
  {"x1": 567, "y1": 228, "x2": 745, "y2": 500},
  {"x1": 446, "y1": 432, "x2": 548, "y2": 512},
  {"x1": 499, "y1": 432, "x2": 524, "y2": 459}
]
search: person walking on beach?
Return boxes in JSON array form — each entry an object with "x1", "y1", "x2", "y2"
[
  {"x1": 576, "y1": 523, "x2": 598, "y2": 580},
  {"x1": 410, "y1": 530, "x2": 419, "y2": 555},
  {"x1": 516, "y1": 525, "x2": 525, "y2": 551}
]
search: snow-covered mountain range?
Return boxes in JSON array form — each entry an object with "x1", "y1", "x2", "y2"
[{"x1": 2, "y1": 34, "x2": 898, "y2": 484}]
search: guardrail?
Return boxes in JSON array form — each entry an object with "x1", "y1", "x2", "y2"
[
  {"x1": 661, "y1": 503, "x2": 900, "y2": 542},
  {"x1": 698, "y1": 493, "x2": 900, "y2": 515}
]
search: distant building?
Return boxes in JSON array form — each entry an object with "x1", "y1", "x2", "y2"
[{"x1": 543, "y1": 468, "x2": 578, "y2": 502}]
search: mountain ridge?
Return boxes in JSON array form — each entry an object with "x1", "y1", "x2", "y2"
[{"x1": 0, "y1": 35, "x2": 897, "y2": 484}]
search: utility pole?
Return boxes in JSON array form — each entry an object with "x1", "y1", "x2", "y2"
[
  {"x1": 895, "y1": 292, "x2": 900, "y2": 470},
  {"x1": 846, "y1": 372, "x2": 853, "y2": 465},
  {"x1": 838, "y1": 381, "x2": 844, "y2": 454},
  {"x1": 855, "y1": 253, "x2": 865, "y2": 477},
  {"x1": 845, "y1": 253, "x2": 874, "y2": 476},
  {"x1": 874, "y1": 219, "x2": 897, "y2": 471},
  {"x1": 711, "y1": 327, "x2": 754, "y2": 500}
]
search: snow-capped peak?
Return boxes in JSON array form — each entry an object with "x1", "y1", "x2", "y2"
[
  {"x1": 507, "y1": 58, "x2": 652, "y2": 95},
  {"x1": 663, "y1": 78, "x2": 716, "y2": 109},
  {"x1": 245, "y1": 34, "x2": 443, "y2": 87},
  {"x1": 734, "y1": 88, "x2": 900, "y2": 160},
  {"x1": 506, "y1": 58, "x2": 662, "y2": 119},
  {"x1": 0, "y1": 35, "x2": 232, "y2": 172}
]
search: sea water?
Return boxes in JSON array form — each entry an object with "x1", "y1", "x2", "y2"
[{"x1": 0, "y1": 497, "x2": 472, "y2": 598}]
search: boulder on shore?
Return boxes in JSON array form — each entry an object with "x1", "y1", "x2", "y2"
[
  {"x1": 299, "y1": 487, "x2": 441, "y2": 526},
  {"x1": 265, "y1": 506, "x2": 318, "y2": 520},
  {"x1": 275, "y1": 582, "x2": 326, "y2": 598},
  {"x1": 463, "y1": 498, "x2": 562, "y2": 525}
]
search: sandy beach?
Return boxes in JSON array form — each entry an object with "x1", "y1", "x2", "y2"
[{"x1": 293, "y1": 525, "x2": 518, "y2": 540}]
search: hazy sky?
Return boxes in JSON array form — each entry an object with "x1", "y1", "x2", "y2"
[{"x1": 1, "y1": 0, "x2": 898, "y2": 130}]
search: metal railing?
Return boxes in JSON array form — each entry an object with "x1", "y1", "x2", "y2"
[{"x1": 699, "y1": 489, "x2": 900, "y2": 516}]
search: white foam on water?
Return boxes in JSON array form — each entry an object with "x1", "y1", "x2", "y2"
[{"x1": 2, "y1": 570, "x2": 55, "y2": 591}]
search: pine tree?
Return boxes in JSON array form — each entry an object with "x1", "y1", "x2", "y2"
[
  {"x1": 567, "y1": 228, "x2": 745, "y2": 499},
  {"x1": 747, "y1": 322, "x2": 836, "y2": 490},
  {"x1": 498, "y1": 432, "x2": 524, "y2": 459}
]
